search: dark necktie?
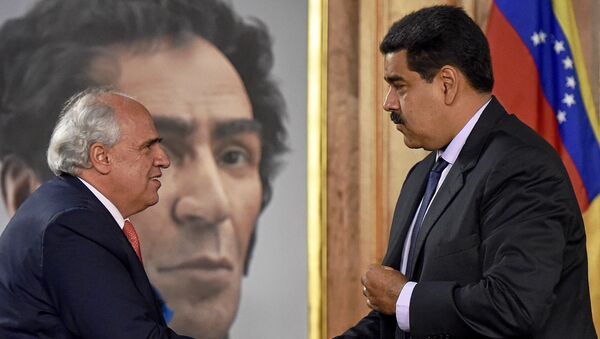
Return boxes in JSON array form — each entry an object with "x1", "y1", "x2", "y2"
[
  {"x1": 405, "y1": 157, "x2": 449, "y2": 279},
  {"x1": 123, "y1": 220, "x2": 143, "y2": 264}
]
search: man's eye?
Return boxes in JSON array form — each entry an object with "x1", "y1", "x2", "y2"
[
  {"x1": 140, "y1": 144, "x2": 152, "y2": 154},
  {"x1": 218, "y1": 146, "x2": 251, "y2": 167}
]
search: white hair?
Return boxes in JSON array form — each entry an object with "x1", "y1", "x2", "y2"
[{"x1": 47, "y1": 88, "x2": 123, "y2": 176}]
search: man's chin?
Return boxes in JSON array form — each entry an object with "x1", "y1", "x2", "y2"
[
  {"x1": 144, "y1": 194, "x2": 160, "y2": 207},
  {"x1": 402, "y1": 137, "x2": 422, "y2": 149},
  {"x1": 169, "y1": 300, "x2": 237, "y2": 339}
]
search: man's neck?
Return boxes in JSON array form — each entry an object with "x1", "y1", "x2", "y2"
[{"x1": 448, "y1": 92, "x2": 492, "y2": 139}]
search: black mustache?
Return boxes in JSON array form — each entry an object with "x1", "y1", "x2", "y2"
[{"x1": 390, "y1": 112, "x2": 403, "y2": 124}]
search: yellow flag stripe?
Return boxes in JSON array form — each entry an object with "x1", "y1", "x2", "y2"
[{"x1": 552, "y1": 0, "x2": 600, "y2": 144}]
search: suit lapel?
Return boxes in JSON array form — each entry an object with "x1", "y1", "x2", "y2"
[
  {"x1": 109, "y1": 219, "x2": 164, "y2": 321},
  {"x1": 383, "y1": 155, "x2": 434, "y2": 268},
  {"x1": 407, "y1": 97, "x2": 507, "y2": 277},
  {"x1": 408, "y1": 164, "x2": 465, "y2": 274},
  {"x1": 124, "y1": 244, "x2": 165, "y2": 322}
]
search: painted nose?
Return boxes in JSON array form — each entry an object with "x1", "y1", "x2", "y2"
[{"x1": 172, "y1": 152, "x2": 230, "y2": 227}]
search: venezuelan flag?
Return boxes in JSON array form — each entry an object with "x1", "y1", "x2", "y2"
[{"x1": 486, "y1": 0, "x2": 600, "y2": 328}]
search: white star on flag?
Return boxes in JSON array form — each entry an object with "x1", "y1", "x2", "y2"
[
  {"x1": 531, "y1": 31, "x2": 547, "y2": 46},
  {"x1": 566, "y1": 76, "x2": 576, "y2": 89},
  {"x1": 531, "y1": 32, "x2": 541, "y2": 46},
  {"x1": 539, "y1": 31, "x2": 547, "y2": 43},
  {"x1": 557, "y1": 110, "x2": 567, "y2": 124},
  {"x1": 554, "y1": 40, "x2": 566, "y2": 54},
  {"x1": 562, "y1": 93, "x2": 575, "y2": 107},
  {"x1": 562, "y1": 56, "x2": 574, "y2": 69}
]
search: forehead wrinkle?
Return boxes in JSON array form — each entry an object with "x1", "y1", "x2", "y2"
[{"x1": 213, "y1": 119, "x2": 262, "y2": 140}]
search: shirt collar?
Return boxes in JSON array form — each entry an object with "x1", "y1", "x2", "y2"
[
  {"x1": 77, "y1": 177, "x2": 126, "y2": 229},
  {"x1": 437, "y1": 98, "x2": 491, "y2": 163}
]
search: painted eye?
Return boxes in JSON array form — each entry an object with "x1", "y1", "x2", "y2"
[{"x1": 218, "y1": 145, "x2": 251, "y2": 167}]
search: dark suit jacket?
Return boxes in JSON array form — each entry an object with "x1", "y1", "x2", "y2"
[
  {"x1": 0, "y1": 175, "x2": 193, "y2": 338},
  {"x1": 337, "y1": 97, "x2": 596, "y2": 339}
]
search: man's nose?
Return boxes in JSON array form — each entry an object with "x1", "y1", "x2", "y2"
[
  {"x1": 383, "y1": 86, "x2": 399, "y2": 112},
  {"x1": 154, "y1": 144, "x2": 171, "y2": 169},
  {"x1": 172, "y1": 152, "x2": 230, "y2": 227}
]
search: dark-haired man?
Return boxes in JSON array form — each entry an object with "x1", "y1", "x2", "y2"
[
  {"x1": 337, "y1": 5, "x2": 595, "y2": 339},
  {"x1": 0, "y1": 1, "x2": 287, "y2": 338}
]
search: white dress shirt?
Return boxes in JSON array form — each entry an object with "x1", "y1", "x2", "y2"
[
  {"x1": 78, "y1": 177, "x2": 126, "y2": 230},
  {"x1": 395, "y1": 99, "x2": 491, "y2": 331}
]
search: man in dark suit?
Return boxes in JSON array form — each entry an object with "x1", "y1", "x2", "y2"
[
  {"x1": 337, "y1": 6, "x2": 596, "y2": 339},
  {"x1": 0, "y1": 88, "x2": 194, "y2": 338}
]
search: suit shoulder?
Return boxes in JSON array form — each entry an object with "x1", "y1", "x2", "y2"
[
  {"x1": 486, "y1": 114, "x2": 564, "y2": 168},
  {"x1": 4, "y1": 177, "x2": 111, "y2": 241}
]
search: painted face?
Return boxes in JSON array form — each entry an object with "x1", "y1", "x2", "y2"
[
  {"x1": 103, "y1": 95, "x2": 170, "y2": 218},
  {"x1": 383, "y1": 50, "x2": 449, "y2": 151},
  {"x1": 114, "y1": 37, "x2": 262, "y2": 339}
]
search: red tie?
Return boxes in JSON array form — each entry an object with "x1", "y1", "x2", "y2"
[{"x1": 123, "y1": 220, "x2": 143, "y2": 264}]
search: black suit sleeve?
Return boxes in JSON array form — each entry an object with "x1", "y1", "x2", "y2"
[
  {"x1": 335, "y1": 311, "x2": 401, "y2": 339},
  {"x1": 42, "y1": 213, "x2": 193, "y2": 339},
  {"x1": 409, "y1": 146, "x2": 585, "y2": 338},
  {"x1": 334, "y1": 311, "x2": 381, "y2": 338}
]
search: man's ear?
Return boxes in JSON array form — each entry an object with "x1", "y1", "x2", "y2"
[
  {"x1": 439, "y1": 65, "x2": 459, "y2": 105},
  {"x1": 0, "y1": 155, "x2": 41, "y2": 216},
  {"x1": 89, "y1": 143, "x2": 112, "y2": 175}
]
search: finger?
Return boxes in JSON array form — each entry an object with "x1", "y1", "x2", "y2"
[
  {"x1": 366, "y1": 298, "x2": 374, "y2": 310},
  {"x1": 362, "y1": 285, "x2": 368, "y2": 297},
  {"x1": 367, "y1": 298, "x2": 380, "y2": 312},
  {"x1": 361, "y1": 274, "x2": 368, "y2": 287}
]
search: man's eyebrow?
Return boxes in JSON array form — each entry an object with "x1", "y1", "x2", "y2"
[
  {"x1": 153, "y1": 116, "x2": 196, "y2": 136},
  {"x1": 213, "y1": 119, "x2": 262, "y2": 139},
  {"x1": 141, "y1": 137, "x2": 162, "y2": 149},
  {"x1": 384, "y1": 75, "x2": 404, "y2": 83}
]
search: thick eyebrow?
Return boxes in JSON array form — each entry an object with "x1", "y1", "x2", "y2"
[
  {"x1": 152, "y1": 115, "x2": 261, "y2": 140},
  {"x1": 384, "y1": 75, "x2": 405, "y2": 84},
  {"x1": 153, "y1": 116, "x2": 195, "y2": 137},
  {"x1": 213, "y1": 119, "x2": 262, "y2": 140}
]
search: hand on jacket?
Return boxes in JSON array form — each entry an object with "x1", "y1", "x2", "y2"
[{"x1": 361, "y1": 264, "x2": 407, "y2": 315}]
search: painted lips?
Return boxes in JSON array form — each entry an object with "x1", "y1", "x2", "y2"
[{"x1": 157, "y1": 255, "x2": 234, "y2": 272}]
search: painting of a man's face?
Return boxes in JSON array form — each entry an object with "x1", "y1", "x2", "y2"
[
  {"x1": 0, "y1": 0, "x2": 306, "y2": 337},
  {"x1": 106, "y1": 37, "x2": 263, "y2": 338}
]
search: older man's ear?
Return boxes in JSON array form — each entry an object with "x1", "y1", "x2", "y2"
[
  {"x1": 88, "y1": 143, "x2": 112, "y2": 175},
  {"x1": 0, "y1": 155, "x2": 41, "y2": 216}
]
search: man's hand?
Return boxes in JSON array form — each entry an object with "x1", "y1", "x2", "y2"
[{"x1": 361, "y1": 264, "x2": 408, "y2": 315}]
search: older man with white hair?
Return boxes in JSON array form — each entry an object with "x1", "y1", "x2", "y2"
[{"x1": 0, "y1": 88, "x2": 195, "y2": 338}]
